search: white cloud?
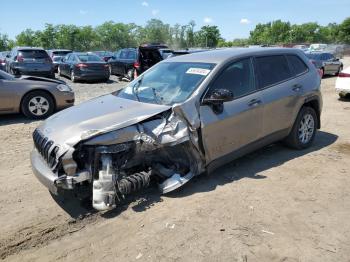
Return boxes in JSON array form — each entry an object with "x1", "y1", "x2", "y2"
[
  {"x1": 240, "y1": 18, "x2": 251, "y2": 24},
  {"x1": 79, "y1": 10, "x2": 88, "y2": 15},
  {"x1": 142, "y1": 1, "x2": 149, "y2": 7},
  {"x1": 151, "y1": 9, "x2": 159, "y2": 16},
  {"x1": 203, "y1": 17, "x2": 213, "y2": 24}
]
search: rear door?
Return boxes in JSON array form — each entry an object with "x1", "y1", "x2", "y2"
[
  {"x1": 200, "y1": 57, "x2": 264, "y2": 163},
  {"x1": 257, "y1": 54, "x2": 305, "y2": 137},
  {"x1": 61, "y1": 54, "x2": 71, "y2": 75}
]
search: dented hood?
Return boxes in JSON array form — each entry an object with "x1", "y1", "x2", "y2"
[{"x1": 38, "y1": 94, "x2": 171, "y2": 151}]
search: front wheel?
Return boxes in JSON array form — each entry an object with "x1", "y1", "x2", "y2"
[
  {"x1": 21, "y1": 91, "x2": 55, "y2": 119},
  {"x1": 57, "y1": 66, "x2": 62, "y2": 77},
  {"x1": 284, "y1": 107, "x2": 317, "y2": 149}
]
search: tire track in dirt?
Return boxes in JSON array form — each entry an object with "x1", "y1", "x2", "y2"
[{"x1": 0, "y1": 212, "x2": 100, "y2": 260}]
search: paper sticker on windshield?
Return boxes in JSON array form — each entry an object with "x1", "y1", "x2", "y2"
[{"x1": 186, "y1": 68, "x2": 211, "y2": 76}]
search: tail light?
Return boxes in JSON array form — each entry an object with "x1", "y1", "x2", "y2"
[
  {"x1": 76, "y1": 63, "x2": 88, "y2": 68},
  {"x1": 17, "y1": 55, "x2": 24, "y2": 62},
  {"x1": 338, "y1": 72, "x2": 350, "y2": 78},
  {"x1": 310, "y1": 60, "x2": 317, "y2": 66},
  {"x1": 0, "y1": 59, "x2": 3, "y2": 63},
  {"x1": 133, "y1": 61, "x2": 140, "y2": 69}
]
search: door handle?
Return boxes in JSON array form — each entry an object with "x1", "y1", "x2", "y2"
[
  {"x1": 292, "y1": 84, "x2": 302, "y2": 92},
  {"x1": 248, "y1": 99, "x2": 262, "y2": 107}
]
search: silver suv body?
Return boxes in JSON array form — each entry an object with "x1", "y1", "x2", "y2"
[{"x1": 31, "y1": 48, "x2": 322, "y2": 211}]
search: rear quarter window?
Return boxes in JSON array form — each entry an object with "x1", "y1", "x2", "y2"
[
  {"x1": 286, "y1": 55, "x2": 309, "y2": 76},
  {"x1": 256, "y1": 55, "x2": 293, "y2": 88}
]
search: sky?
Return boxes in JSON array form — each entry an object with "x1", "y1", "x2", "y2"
[{"x1": 1, "y1": 0, "x2": 350, "y2": 41}]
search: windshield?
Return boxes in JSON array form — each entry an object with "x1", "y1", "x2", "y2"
[
  {"x1": 78, "y1": 54, "x2": 102, "y2": 62},
  {"x1": 114, "y1": 62, "x2": 215, "y2": 105}
]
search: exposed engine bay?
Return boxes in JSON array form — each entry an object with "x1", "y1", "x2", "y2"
[{"x1": 32, "y1": 106, "x2": 205, "y2": 211}]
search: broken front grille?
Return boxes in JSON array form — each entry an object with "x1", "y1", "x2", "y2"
[{"x1": 32, "y1": 129, "x2": 59, "y2": 168}]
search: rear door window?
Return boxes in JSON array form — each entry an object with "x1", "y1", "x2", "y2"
[
  {"x1": 256, "y1": 55, "x2": 293, "y2": 88},
  {"x1": 286, "y1": 55, "x2": 308, "y2": 76}
]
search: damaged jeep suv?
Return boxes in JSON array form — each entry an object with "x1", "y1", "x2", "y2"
[{"x1": 31, "y1": 48, "x2": 322, "y2": 211}]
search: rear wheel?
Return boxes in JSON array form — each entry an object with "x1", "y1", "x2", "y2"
[
  {"x1": 127, "y1": 69, "x2": 134, "y2": 81},
  {"x1": 320, "y1": 68, "x2": 324, "y2": 78},
  {"x1": 336, "y1": 65, "x2": 343, "y2": 76},
  {"x1": 21, "y1": 91, "x2": 55, "y2": 119},
  {"x1": 70, "y1": 70, "x2": 76, "y2": 83},
  {"x1": 284, "y1": 107, "x2": 317, "y2": 149}
]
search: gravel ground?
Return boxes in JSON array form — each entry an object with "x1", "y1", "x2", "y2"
[{"x1": 0, "y1": 60, "x2": 350, "y2": 262}]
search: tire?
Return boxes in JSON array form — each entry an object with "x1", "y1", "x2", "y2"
[
  {"x1": 336, "y1": 65, "x2": 343, "y2": 76},
  {"x1": 320, "y1": 68, "x2": 324, "y2": 78},
  {"x1": 284, "y1": 107, "x2": 317, "y2": 150},
  {"x1": 70, "y1": 70, "x2": 76, "y2": 83},
  {"x1": 10, "y1": 67, "x2": 19, "y2": 77},
  {"x1": 127, "y1": 69, "x2": 134, "y2": 81},
  {"x1": 21, "y1": 91, "x2": 55, "y2": 119}
]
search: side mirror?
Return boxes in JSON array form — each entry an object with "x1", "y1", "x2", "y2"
[
  {"x1": 111, "y1": 56, "x2": 116, "y2": 60},
  {"x1": 203, "y1": 88, "x2": 234, "y2": 114}
]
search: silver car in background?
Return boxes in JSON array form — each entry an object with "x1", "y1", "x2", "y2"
[{"x1": 31, "y1": 48, "x2": 322, "y2": 211}]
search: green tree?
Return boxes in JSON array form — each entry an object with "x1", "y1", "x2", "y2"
[
  {"x1": 339, "y1": 17, "x2": 350, "y2": 43},
  {"x1": 195, "y1": 25, "x2": 221, "y2": 48},
  {"x1": 0, "y1": 33, "x2": 14, "y2": 51}
]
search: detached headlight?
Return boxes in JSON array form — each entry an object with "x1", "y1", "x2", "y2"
[{"x1": 56, "y1": 84, "x2": 72, "y2": 92}]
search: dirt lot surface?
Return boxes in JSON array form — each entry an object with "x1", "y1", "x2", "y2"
[{"x1": 1, "y1": 59, "x2": 350, "y2": 262}]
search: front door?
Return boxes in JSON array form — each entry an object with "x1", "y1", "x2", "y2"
[{"x1": 200, "y1": 58, "x2": 264, "y2": 164}]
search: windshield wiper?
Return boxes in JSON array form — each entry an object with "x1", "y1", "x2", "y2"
[{"x1": 152, "y1": 88, "x2": 161, "y2": 104}]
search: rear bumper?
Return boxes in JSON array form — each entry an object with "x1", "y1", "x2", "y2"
[
  {"x1": 15, "y1": 68, "x2": 54, "y2": 77},
  {"x1": 336, "y1": 88, "x2": 350, "y2": 95},
  {"x1": 75, "y1": 71, "x2": 110, "y2": 80}
]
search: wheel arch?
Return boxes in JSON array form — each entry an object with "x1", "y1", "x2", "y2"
[
  {"x1": 20, "y1": 89, "x2": 57, "y2": 113},
  {"x1": 302, "y1": 97, "x2": 321, "y2": 129}
]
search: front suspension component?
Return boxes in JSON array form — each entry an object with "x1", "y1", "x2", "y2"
[{"x1": 118, "y1": 172, "x2": 151, "y2": 195}]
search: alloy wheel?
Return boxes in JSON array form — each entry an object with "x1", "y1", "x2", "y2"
[
  {"x1": 28, "y1": 96, "x2": 50, "y2": 116},
  {"x1": 298, "y1": 113, "x2": 315, "y2": 144}
]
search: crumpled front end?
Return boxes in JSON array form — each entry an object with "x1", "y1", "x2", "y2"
[{"x1": 31, "y1": 103, "x2": 206, "y2": 211}]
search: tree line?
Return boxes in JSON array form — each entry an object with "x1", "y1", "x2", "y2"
[{"x1": 0, "y1": 17, "x2": 349, "y2": 52}]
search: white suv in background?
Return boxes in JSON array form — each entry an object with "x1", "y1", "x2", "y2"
[{"x1": 336, "y1": 67, "x2": 350, "y2": 99}]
